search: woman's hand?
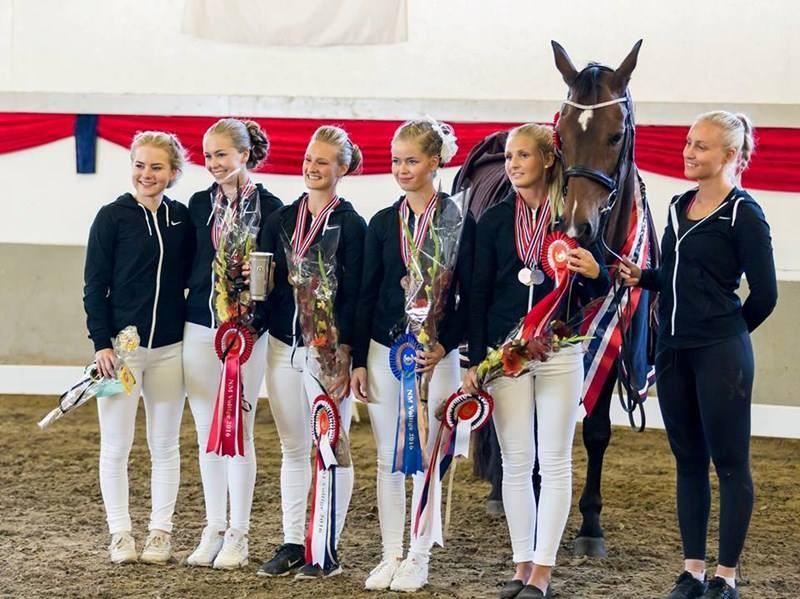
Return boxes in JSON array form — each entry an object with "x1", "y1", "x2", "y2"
[
  {"x1": 241, "y1": 260, "x2": 276, "y2": 296},
  {"x1": 416, "y1": 342, "x2": 446, "y2": 374},
  {"x1": 618, "y1": 256, "x2": 642, "y2": 287},
  {"x1": 567, "y1": 247, "x2": 601, "y2": 279},
  {"x1": 461, "y1": 366, "x2": 480, "y2": 396},
  {"x1": 351, "y1": 367, "x2": 369, "y2": 403},
  {"x1": 95, "y1": 348, "x2": 117, "y2": 379}
]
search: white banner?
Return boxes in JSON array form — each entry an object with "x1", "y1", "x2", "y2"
[{"x1": 182, "y1": 0, "x2": 407, "y2": 47}]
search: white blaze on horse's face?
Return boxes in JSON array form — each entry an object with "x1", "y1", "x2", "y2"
[{"x1": 577, "y1": 109, "x2": 593, "y2": 132}]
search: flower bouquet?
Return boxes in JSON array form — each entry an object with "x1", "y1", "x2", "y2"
[
  {"x1": 38, "y1": 326, "x2": 139, "y2": 429},
  {"x1": 206, "y1": 179, "x2": 261, "y2": 457}
]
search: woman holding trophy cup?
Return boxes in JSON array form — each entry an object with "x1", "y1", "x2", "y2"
[
  {"x1": 83, "y1": 131, "x2": 192, "y2": 565},
  {"x1": 257, "y1": 125, "x2": 366, "y2": 580},
  {"x1": 183, "y1": 118, "x2": 282, "y2": 569}
]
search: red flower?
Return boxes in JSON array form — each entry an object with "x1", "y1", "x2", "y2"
[{"x1": 501, "y1": 346, "x2": 525, "y2": 375}]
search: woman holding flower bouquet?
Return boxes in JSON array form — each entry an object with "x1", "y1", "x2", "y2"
[
  {"x1": 183, "y1": 118, "x2": 282, "y2": 569},
  {"x1": 351, "y1": 118, "x2": 475, "y2": 593},
  {"x1": 83, "y1": 131, "x2": 192, "y2": 565},
  {"x1": 462, "y1": 124, "x2": 610, "y2": 599},
  {"x1": 257, "y1": 125, "x2": 366, "y2": 580}
]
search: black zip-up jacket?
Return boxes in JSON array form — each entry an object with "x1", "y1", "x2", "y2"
[
  {"x1": 352, "y1": 193, "x2": 476, "y2": 369},
  {"x1": 258, "y1": 196, "x2": 367, "y2": 348},
  {"x1": 185, "y1": 183, "x2": 282, "y2": 330},
  {"x1": 468, "y1": 191, "x2": 611, "y2": 366},
  {"x1": 83, "y1": 193, "x2": 192, "y2": 352},
  {"x1": 639, "y1": 187, "x2": 777, "y2": 348}
]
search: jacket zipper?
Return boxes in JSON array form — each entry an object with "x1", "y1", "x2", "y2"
[
  {"x1": 148, "y1": 205, "x2": 165, "y2": 349},
  {"x1": 207, "y1": 191, "x2": 216, "y2": 328},
  {"x1": 669, "y1": 197, "x2": 735, "y2": 335}
]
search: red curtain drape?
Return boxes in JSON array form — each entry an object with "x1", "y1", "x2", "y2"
[
  {"x1": 2, "y1": 112, "x2": 799, "y2": 192},
  {"x1": 0, "y1": 113, "x2": 75, "y2": 153}
]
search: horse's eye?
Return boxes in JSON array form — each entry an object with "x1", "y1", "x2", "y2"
[{"x1": 609, "y1": 133, "x2": 623, "y2": 146}]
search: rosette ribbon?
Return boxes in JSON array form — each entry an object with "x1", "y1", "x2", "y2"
[
  {"x1": 305, "y1": 394, "x2": 341, "y2": 568},
  {"x1": 207, "y1": 321, "x2": 254, "y2": 457},
  {"x1": 412, "y1": 389, "x2": 494, "y2": 546},
  {"x1": 520, "y1": 231, "x2": 579, "y2": 340},
  {"x1": 389, "y1": 333, "x2": 425, "y2": 475}
]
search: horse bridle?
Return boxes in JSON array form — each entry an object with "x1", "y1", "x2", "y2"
[{"x1": 559, "y1": 89, "x2": 636, "y2": 219}]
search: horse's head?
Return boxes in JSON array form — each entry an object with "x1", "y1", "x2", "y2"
[{"x1": 552, "y1": 40, "x2": 642, "y2": 244}]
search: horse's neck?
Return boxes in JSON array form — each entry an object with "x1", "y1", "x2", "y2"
[{"x1": 603, "y1": 164, "x2": 637, "y2": 257}]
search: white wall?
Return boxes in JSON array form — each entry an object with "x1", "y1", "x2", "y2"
[
  {"x1": 1, "y1": 137, "x2": 798, "y2": 279},
  {"x1": 0, "y1": 0, "x2": 798, "y2": 104}
]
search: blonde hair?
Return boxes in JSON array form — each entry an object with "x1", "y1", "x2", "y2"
[
  {"x1": 507, "y1": 123, "x2": 564, "y2": 221},
  {"x1": 130, "y1": 131, "x2": 188, "y2": 188},
  {"x1": 695, "y1": 111, "x2": 755, "y2": 181},
  {"x1": 392, "y1": 118, "x2": 458, "y2": 167},
  {"x1": 311, "y1": 125, "x2": 363, "y2": 175},
  {"x1": 204, "y1": 118, "x2": 270, "y2": 170}
]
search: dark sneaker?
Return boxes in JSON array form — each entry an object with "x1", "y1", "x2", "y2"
[
  {"x1": 517, "y1": 584, "x2": 552, "y2": 599},
  {"x1": 256, "y1": 543, "x2": 305, "y2": 577},
  {"x1": 701, "y1": 577, "x2": 739, "y2": 599},
  {"x1": 294, "y1": 561, "x2": 343, "y2": 579},
  {"x1": 667, "y1": 571, "x2": 707, "y2": 598},
  {"x1": 500, "y1": 579, "x2": 525, "y2": 598}
]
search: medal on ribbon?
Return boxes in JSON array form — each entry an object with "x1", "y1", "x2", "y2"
[
  {"x1": 389, "y1": 332, "x2": 424, "y2": 475},
  {"x1": 305, "y1": 394, "x2": 341, "y2": 568},
  {"x1": 207, "y1": 322, "x2": 254, "y2": 457},
  {"x1": 514, "y1": 194, "x2": 551, "y2": 287}
]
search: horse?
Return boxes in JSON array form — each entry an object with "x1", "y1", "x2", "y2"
[
  {"x1": 454, "y1": 40, "x2": 660, "y2": 558},
  {"x1": 552, "y1": 39, "x2": 660, "y2": 557}
]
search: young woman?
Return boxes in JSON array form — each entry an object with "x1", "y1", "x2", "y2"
[
  {"x1": 256, "y1": 125, "x2": 366, "y2": 579},
  {"x1": 351, "y1": 118, "x2": 475, "y2": 593},
  {"x1": 621, "y1": 112, "x2": 777, "y2": 599},
  {"x1": 462, "y1": 123, "x2": 609, "y2": 599},
  {"x1": 83, "y1": 131, "x2": 191, "y2": 565},
  {"x1": 184, "y1": 118, "x2": 282, "y2": 569}
]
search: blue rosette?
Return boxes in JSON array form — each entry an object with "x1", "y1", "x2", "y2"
[{"x1": 389, "y1": 333, "x2": 424, "y2": 475}]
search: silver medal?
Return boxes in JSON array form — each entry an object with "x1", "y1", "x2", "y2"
[{"x1": 530, "y1": 268, "x2": 545, "y2": 285}]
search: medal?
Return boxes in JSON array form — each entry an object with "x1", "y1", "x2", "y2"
[
  {"x1": 530, "y1": 267, "x2": 545, "y2": 285},
  {"x1": 517, "y1": 267, "x2": 532, "y2": 286}
]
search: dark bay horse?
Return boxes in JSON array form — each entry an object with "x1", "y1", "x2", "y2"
[
  {"x1": 553, "y1": 39, "x2": 660, "y2": 557},
  {"x1": 455, "y1": 40, "x2": 660, "y2": 558}
]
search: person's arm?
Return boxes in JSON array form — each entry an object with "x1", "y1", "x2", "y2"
[
  {"x1": 83, "y1": 207, "x2": 116, "y2": 352},
  {"x1": 336, "y1": 213, "x2": 367, "y2": 348},
  {"x1": 351, "y1": 214, "x2": 385, "y2": 369},
  {"x1": 251, "y1": 209, "x2": 281, "y2": 336},
  {"x1": 574, "y1": 239, "x2": 611, "y2": 303},
  {"x1": 467, "y1": 215, "x2": 496, "y2": 367},
  {"x1": 733, "y1": 200, "x2": 778, "y2": 331}
]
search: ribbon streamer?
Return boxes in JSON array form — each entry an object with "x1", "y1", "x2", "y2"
[{"x1": 389, "y1": 333, "x2": 424, "y2": 475}]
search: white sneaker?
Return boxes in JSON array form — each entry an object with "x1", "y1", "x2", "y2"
[
  {"x1": 109, "y1": 531, "x2": 137, "y2": 564},
  {"x1": 212, "y1": 528, "x2": 249, "y2": 570},
  {"x1": 364, "y1": 557, "x2": 402, "y2": 591},
  {"x1": 389, "y1": 555, "x2": 429, "y2": 592},
  {"x1": 186, "y1": 526, "x2": 225, "y2": 567},
  {"x1": 139, "y1": 530, "x2": 171, "y2": 564}
]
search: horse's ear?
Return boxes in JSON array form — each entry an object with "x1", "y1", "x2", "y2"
[
  {"x1": 551, "y1": 40, "x2": 578, "y2": 86},
  {"x1": 614, "y1": 39, "x2": 643, "y2": 88}
]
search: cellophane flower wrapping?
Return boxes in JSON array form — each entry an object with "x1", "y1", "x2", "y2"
[
  {"x1": 402, "y1": 187, "x2": 472, "y2": 404},
  {"x1": 283, "y1": 228, "x2": 351, "y2": 466}
]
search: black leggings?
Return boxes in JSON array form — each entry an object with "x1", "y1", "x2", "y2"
[{"x1": 656, "y1": 332, "x2": 754, "y2": 568}]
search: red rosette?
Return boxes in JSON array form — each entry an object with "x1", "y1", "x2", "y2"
[
  {"x1": 214, "y1": 322, "x2": 254, "y2": 365},
  {"x1": 541, "y1": 231, "x2": 578, "y2": 282},
  {"x1": 443, "y1": 390, "x2": 494, "y2": 432},
  {"x1": 311, "y1": 394, "x2": 340, "y2": 449}
]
